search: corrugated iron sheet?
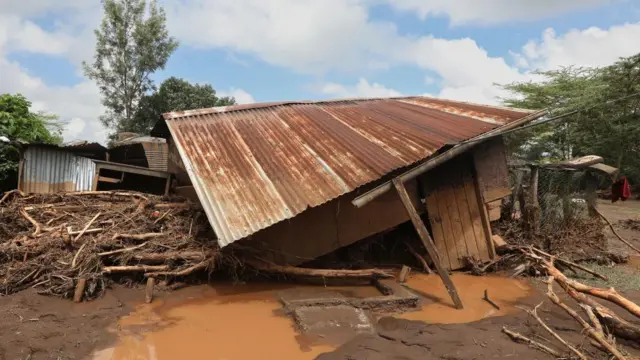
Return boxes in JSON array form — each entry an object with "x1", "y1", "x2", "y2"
[
  {"x1": 22, "y1": 147, "x2": 95, "y2": 193},
  {"x1": 164, "y1": 96, "x2": 536, "y2": 247},
  {"x1": 141, "y1": 142, "x2": 168, "y2": 172}
]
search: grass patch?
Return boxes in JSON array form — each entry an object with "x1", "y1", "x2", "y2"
[{"x1": 570, "y1": 263, "x2": 640, "y2": 291}]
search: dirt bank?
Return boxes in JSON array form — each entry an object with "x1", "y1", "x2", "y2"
[{"x1": 0, "y1": 287, "x2": 134, "y2": 360}]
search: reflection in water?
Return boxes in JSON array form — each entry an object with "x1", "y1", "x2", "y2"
[{"x1": 400, "y1": 273, "x2": 532, "y2": 324}]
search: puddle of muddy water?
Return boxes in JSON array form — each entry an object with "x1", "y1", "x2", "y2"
[
  {"x1": 399, "y1": 273, "x2": 532, "y2": 324},
  {"x1": 93, "y1": 283, "x2": 381, "y2": 360}
]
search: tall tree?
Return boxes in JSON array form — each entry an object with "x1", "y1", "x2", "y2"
[
  {"x1": 118, "y1": 77, "x2": 236, "y2": 136},
  {"x1": 501, "y1": 54, "x2": 640, "y2": 184},
  {"x1": 84, "y1": 0, "x2": 178, "y2": 137},
  {"x1": 0, "y1": 94, "x2": 63, "y2": 189}
]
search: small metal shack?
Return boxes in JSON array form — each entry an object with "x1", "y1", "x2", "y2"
[{"x1": 16, "y1": 142, "x2": 107, "y2": 194}]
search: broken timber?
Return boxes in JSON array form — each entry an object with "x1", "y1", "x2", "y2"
[{"x1": 392, "y1": 178, "x2": 464, "y2": 309}]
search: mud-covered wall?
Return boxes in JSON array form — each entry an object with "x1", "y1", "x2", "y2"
[{"x1": 247, "y1": 178, "x2": 422, "y2": 266}]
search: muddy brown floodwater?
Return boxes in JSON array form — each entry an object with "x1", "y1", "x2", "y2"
[
  {"x1": 90, "y1": 274, "x2": 532, "y2": 360},
  {"x1": 91, "y1": 283, "x2": 358, "y2": 360},
  {"x1": 400, "y1": 273, "x2": 532, "y2": 323}
]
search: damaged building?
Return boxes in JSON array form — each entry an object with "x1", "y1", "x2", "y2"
[{"x1": 150, "y1": 97, "x2": 545, "y2": 272}]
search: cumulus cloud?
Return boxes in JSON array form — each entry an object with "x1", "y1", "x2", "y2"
[
  {"x1": 513, "y1": 23, "x2": 640, "y2": 71},
  {"x1": 383, "y1": 0, "x2": 613, "y2": 25},
  {"x1": 218, "y1": 88, "x2": 256, "y2": 104},
  {"x1": 320, "y1": 78, "x2": 403, "y2": 98},
  {"x1": 2, "y1": 0, "x2": 639, "y2": 147}
]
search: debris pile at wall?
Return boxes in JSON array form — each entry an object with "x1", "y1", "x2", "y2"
[{"x1": 0, "y1": 190, "x2": 221, "y2": 300}]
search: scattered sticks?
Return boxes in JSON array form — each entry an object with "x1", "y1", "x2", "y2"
[
  {"x1": 502, "y1": 327, "x2": 561, "y2": 358},
  {"x1": 520, "y1": 302, "x2": 589, "y2": 360}
]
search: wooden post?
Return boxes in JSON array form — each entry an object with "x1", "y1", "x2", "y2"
[
  {"x1": 145, "y1": 277, "x2": 155, "y2": 304},
  {"x1": 392, "y1": 178, "x2": 464, "y2": 309},
  {"x1": 164, "y1": 176, "x2": 171, "y2": 197},
  {"x1": 585, "y1": 170, "x2": 598, "y2": 219},
  {"x1": 471, "y1": 163, "x2": 496, "y2": 259},
  {"x1": 74, "y1": 278, "x2": 86, "y2": 303},
  {"x1": 529, "y1": 165, "x2": 541, "y2": 232},
  {"x1": 91, "y1": 166, "x2": 100, "y2": 191},
  {"x1": 398, "y1": 265, "x2": 411, "y2": 283}
]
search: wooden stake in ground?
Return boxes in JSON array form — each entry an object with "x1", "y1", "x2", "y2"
[
  {"x1": 502, "y1": 327, "x2": 561, "y2": 358},
  {"x1": 593, "y1": 207, "x2": 640, "y2": 256},
  {"x1": 393, "y1": 178, "x2": 464, "y2": 309},
  {"x1": 521, "y1": 302, "x2": 589, "y2": 360},
  {"x1": 145, "y1": 278, "x2": 155, "y2": 304},
  {"x1": 74, "y1": 278, "x2": 86, "y2": 303},
  {"x1": 398, "y1": 265, "x2": 411, "y2": 283}
]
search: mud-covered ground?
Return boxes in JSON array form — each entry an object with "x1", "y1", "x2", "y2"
[
  {"x1": 317, "y1": 284, "x2": 640, "y2": 360},
  {"x1": 0, "y1": 287, "x2": 134, "y2": 360},
  {"x1": 0, "y1": 200, "x2": 639, "y2": 360}
]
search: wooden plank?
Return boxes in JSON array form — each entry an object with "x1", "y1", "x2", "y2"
[
  {"x1": 472, "y1": 163, "x2": 496, "y2": 259},
  {"x1": 393, "y1": 178, "x2": 463, "y2": 309},
  {"x1": 452, "y1": 171, "x2": 480, "y2": 261},
  {"x1": 91, "y1": 168, "x2": 100, "y2": 191},
  {"x1": 462, "y1": 172, "x2": 490, "y2": 261},
  {"x1": 425, "y1": 187, "x2": 452, "y2": 269},
  {"x1": 484, "y1": 187, "x2": 512, "y2": 203},
  {"x1": 442, "y1": 183, "x2": 469, "y2": 267},
  {"x1": 98, "y1": 176, "x2": 121, "y2": 184},
  {"x1": 435, "y1": 186, "x2": 463, "y2": 270}
]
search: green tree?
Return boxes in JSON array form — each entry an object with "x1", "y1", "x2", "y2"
[
  {"x1": 83, "y1": 0, "x2": 178, "y2": 138},
  {"x1": 117, "y1": 77, "x2": 236, "y2": 136},
  {"x1": 501, "y1": 54, "x2": 640, "y2": 184},
  {"x1": 0, "y1": 94, "x2": 63, "y2": 188}
]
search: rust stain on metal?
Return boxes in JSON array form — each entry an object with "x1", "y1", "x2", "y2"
[{"x1": 164, "y1": 96, "x2": 534, "y2": 247}]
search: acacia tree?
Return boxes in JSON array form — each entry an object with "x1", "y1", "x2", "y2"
[
  {"x1": 0, "y1": 94, "x2": 63, "y2": 189},
  {"x1": 118, "y1": 77, "x2": 237, "y2": 136},
  {"x1": 501, "y1": 53, "x2": 640, "y2": 184},
  {"x1": 84, "y1": 0, "x2": 178, "y2": 137}
]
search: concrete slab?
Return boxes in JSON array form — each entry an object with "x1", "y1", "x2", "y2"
[{"x1": 293, "y1": 305, "x2": 374, "y2": 335}]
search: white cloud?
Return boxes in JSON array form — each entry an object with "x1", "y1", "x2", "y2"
[
  {"x1": 383, "y1": 0, "x2": 613, "y2": 25},
  {"x1": 513, "y1": 23, "x2": 640, "y2": 71},
  {"x1": 2, "y1": 0, "x2": 640, "y2": 148},
  {"x1": 320, "y1": 78, "x2": 402, "y2": 98},
  {"x1": 218, "y1": 88, "x2": 256, "y2": 104},
  {"x1": 164, "y1": 0, "x2": 403, "y2": 73}
]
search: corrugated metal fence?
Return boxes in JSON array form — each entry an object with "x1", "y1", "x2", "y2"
[{"x1": 22, "y1": 147, "x2": 96, "y2": 193}]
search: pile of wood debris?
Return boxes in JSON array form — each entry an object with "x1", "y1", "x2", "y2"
[
  {"x1": 0, "y1": 190, "x2": 221, "y2": 301},
  {"x1": 504, "y1": 248, "x2": 640, "y2": 360}
]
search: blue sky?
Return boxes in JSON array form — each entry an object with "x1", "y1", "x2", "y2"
[{"x1": 1, "y1": 0, "x2": 639, "y2": 144}]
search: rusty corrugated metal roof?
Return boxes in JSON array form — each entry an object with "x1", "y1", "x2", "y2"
[{"x1": 163, "y1": 96, "x2": 536, "y2": 247}]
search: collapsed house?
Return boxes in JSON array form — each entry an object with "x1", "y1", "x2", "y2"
[{"x1": 150, "y1": 97, "x2": 546, "y2": 275}]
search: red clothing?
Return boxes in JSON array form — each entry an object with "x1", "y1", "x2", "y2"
[{"x1": 612, "y1": 176, "x2": 632, "y2": 202}]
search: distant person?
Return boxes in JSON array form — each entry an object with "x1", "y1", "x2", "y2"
[{"x1": 611, "y1": 176, "x2": 632, "y2": 202}]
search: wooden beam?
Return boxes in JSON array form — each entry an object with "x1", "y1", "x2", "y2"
[
  {"x1": 93, "y1": 161, "x2": 170, "y2": 179},
  {"x1": 471, "y1": 162, "x2": 496, "y2": 259},
  {"x1": 392, "y1": 178, "x2": 464, "y2": 309},
  {"x1": 98, "y1": 176, "x2": 121, "y2": 184}
]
